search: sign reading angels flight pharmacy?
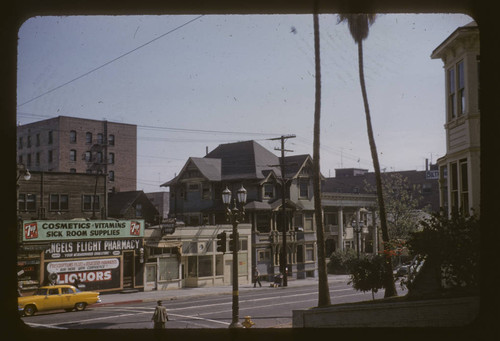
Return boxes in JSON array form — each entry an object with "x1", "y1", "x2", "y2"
[{"x1": 22, "y1": 220, "x2": 145, "y2": 242}]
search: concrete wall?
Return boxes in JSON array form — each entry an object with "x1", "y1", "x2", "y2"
[{"x1": 293, "y1": 296, "x2": 479, "y2": 328}]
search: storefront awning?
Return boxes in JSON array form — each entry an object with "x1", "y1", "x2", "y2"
[{"x1": 146, "y1": 240, "x2": 182, "y2": 249}]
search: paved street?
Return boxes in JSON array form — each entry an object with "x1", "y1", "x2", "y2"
[{"x1": 20, "y1": 275, "x2": 407, "y2": 329}]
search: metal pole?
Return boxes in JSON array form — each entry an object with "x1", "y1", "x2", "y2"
[
  {"x1": 230, "y1": 218, "x2": 241, "y2": 328},
  {"x1": 280, "y1": 137, "x2": 288, "y2": 287}
]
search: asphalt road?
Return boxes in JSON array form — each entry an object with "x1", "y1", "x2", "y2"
[{"x1": 21, "y1": 280, "x2": 406, "y2": 329}]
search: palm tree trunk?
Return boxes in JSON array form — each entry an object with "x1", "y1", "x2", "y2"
[
  {"x1": 313, "y1": 11, "x2": 331, "y2": 307},
  {"x1": 357, "y1": 41, "x2": 397, "y2": 297}
]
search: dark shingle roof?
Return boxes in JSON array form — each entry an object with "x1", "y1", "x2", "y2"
[
  {"x1": 205, "y1": 140, "x2": 280, "y2": 180},
  {"x1": 108, "y1": 191, "x2": 149, "y2": 217}
]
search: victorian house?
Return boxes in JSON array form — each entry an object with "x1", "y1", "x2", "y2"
[
  {"x1": 162, "y1": 140, "x2": 319, "y2": 280},
  {"x1": 431, "y1": 21, "x2": 480, "y2": 216}
]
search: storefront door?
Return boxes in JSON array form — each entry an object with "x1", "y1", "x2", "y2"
[
  {"x1": 145, "y1": 263, "x2": 157, "y2": 290},
  {"x1": 123, "y1": 251, "x2": 134, "y2": 288}
]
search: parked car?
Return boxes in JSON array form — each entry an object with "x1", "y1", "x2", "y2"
[{"x1": 18, "y1": 285, "x2": 101, "y2": 316}]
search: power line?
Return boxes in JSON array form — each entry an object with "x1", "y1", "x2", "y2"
[{"x1": 17, "y1": 15, "x2": 205, "y2": 108}]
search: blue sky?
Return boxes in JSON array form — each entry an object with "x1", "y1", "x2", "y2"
[{"x1": 16, "y1": 13, "x2": 473, "y2": 192}]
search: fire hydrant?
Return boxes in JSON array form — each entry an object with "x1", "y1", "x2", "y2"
[{"x1": 242, "y1": 316, "x2": 255, "y2": 328}]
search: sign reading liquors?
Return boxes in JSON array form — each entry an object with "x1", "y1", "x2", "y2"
[{"x1": 23, "y1": 220, "x2": 145, "y2": 242}]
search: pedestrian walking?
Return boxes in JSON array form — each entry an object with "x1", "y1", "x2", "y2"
[
  {"x1": 152, "y1": 300, "x2": 169, "y2": 329},
  {"x1": 252, "y1": 266, "x2": 262, "y2": 288}
]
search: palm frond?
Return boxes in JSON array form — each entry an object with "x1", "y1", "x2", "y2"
[{"x1": 337, "y1": 14, "x2": 377, "y2": 43}]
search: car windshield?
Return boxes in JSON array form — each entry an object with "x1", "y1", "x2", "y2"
[{"x1": 34, "y1": 288, "x2": 48, "y2": 295}]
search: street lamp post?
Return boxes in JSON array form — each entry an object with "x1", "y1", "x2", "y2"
[
  {"x1": 353, "y1": 208, "x2": 367, "y2": 259},
  {"x1": 222, "y1": 185, "x2": 247, "y2": 329}
]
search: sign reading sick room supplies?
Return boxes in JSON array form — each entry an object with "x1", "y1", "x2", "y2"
[{"x1": 23, "y1": 220, "x2": 144, "y2": 241}]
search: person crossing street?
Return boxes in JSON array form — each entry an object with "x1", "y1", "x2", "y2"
[
  {"x1": 253, "y1": 266, "x2": 262, "y2": 288},
  {"x1": 152, "y1": 300, "x2": 169, "y2": 329}
]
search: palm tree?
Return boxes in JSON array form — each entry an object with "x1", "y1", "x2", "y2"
[
  {"x1": 338, "y1": 14, "x2": 397, "y2": 297},
  {"x1": 313, "y1": 11, "x2": 331, "y2": 307}
]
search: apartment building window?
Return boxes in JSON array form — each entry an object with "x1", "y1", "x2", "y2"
[
  {"x1": 109, "y1": 152, "x2": 115, "y2": 164},
  {"x1": 27, "y1": 154, "x2": 31, "y2": 167},
  {"x1": 18, "y1": 155, "x2": 23, "y2": 164},
  {"x1": 86, "y1": 132, "x2": 92, "y2": 144},
  {"x1": 83, "y1": 195, "x2": 100, "y2": 211},
  {"x1": 108, "y1": 171, "x2": 115, "y2": 181},
  {"x1": 108, "y1": 134, "x2": 115, "y2": 146},
  {"x1": 97, "y1": 133, "x2": 103, "y2": 145},
  {"x1": 263, "y1": 183, "x2": 274, "y2": 199},
  {"x1": 48, "y1": 131, "x2": 53, "y2": 144},
  {"x1": 36, "y1": 152, "x2": 40, "y2": 165},
  {"x1": 85, "y1": 151, "x2": 91, "y2": 162},
  {"x1": 27, "y1": 135, "x2": 31, "y2": 148},
  {"x1": 70, "y1": 168, "x2": 76, "y2": 173},
  {"x1": 36, "y1": 133, "x2": 40, "y2": 147},
  {"x1": 48, "y1": 150, "x2": 53, "y2": 163},
  {"x1": 18, "y1": 194, "x2": 36, "y2": 211},
  {"x1": 70, "y1": 130, "x2": 77, "y2": 143},
  {"x1": 448, "y1": 60, "x2": 465, "y2": 120},
  {"x1": 95, "y1": 152, "x2": 103, "y2": 163},
  {"x1": 460, "y1": 159, "x2": 469, "y2": 215},
  {"x1": 69, "y1": 149, "x2": 77, "y2": 162},
  {"x1": 50, "y1": 194, "x2": 69, "y2": 211},
  {"x1": 299, "y1": 179, "x2": 309, "y2": 198},
  {"x1": 18, "y1": 137, "x2": 23, "y2": 149}
]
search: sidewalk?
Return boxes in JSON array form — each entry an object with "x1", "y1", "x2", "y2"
[{"x1": 94, "y1": 274, "x2": 350, "y2": 307}]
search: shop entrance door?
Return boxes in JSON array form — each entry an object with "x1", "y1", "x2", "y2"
[
  {"x1": 146, "y1": 264, "x2": 157, "y2": 290},
  {"x1": 123, "y1": 251, "x2": 134, "y2": 289}
]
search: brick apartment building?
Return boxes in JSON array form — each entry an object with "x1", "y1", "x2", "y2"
[{"x1": 17, "y1": 116, "x2": 137, "y2": 192}]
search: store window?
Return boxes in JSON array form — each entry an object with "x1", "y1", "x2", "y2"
[
  {"x1": 216, "y1": 255, "x2": 224, "y2": 276},
  {"x1": 158, "y1": 257, "x2": 178, "y2": 281},
  {"x1": 198, "y1": 256, "x2": 213, "y2": 277}
]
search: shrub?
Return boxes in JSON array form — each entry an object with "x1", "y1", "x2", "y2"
[
  {"x1": 327, "y1": 249, "x2": 357, "y2": 274},
  {"x1": 347, "y1": 255, "x2": 388, "y2": 300}
]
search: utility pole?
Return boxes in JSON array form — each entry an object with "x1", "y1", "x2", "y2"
[{"x1": 269, "y1": 134, "x2": 295, "y2": 287}]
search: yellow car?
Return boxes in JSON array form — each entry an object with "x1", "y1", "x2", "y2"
[{"x1": 18, "y1": 285, "x2": 101, "y2": 316}]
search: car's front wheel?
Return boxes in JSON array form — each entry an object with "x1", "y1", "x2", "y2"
[
  {"x1": 24, "y1": 305, "x2": 36, "y2": 317},
  {"x1": 75, "y1": 302, "x2": 87, "y2": 311}
]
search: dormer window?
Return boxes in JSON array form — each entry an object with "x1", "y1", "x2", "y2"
[{"x1": 263, "y1": 183, "x2": 274, "y2": 199}]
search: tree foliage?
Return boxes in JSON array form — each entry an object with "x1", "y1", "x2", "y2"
[
  {"x1": 347, "y1": 255, "x2": 387, "y2": 300},
  {"x1": 366, "y1": 173, "x2": 423, "y2": 240}
]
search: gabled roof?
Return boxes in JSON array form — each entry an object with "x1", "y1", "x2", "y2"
[
  {"x1": 161, "y1": 157, "x2": 221, "y2": 186},
  {"x1": 205, "y1": 140, "x2": 280, "y2": 180},
  {"x1": 108, "y1": 190, "x2": 157, "y2": 217}
]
